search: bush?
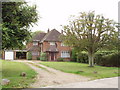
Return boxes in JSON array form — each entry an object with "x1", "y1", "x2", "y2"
[
  {"x1": 95, "y1": 52, "x2": 119, "y2": 67},
  {"x1": 27, "y1": 52, "x2": 32, "y2": 60},
  {"x1": 71, "y1": 49, "x2": 77, "y2": 62},
  {"x1": 37, "y1": 57, "x2": 40, "y2": 60},
  {"x1": 40, "y1": 52, "x2": 47, "y2": 61},
  {"x1": 77, "y1": 52, "x2": 88, "y2": 63},
  {"x1": 57, "y1": 58, "x2": 64, "y2": 61}
]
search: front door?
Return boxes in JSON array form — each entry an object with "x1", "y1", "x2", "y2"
[{"x1": 50, "y1": 52, "x2": 55, "y2": 61}]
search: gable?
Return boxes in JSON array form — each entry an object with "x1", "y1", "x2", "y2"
[{"x1": 41, "y1": 29, "x2": 61, "y2": 42}]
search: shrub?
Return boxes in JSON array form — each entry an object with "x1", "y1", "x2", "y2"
[
  {"x1": 77, "y1": 52, "x2": 88, "y2": 63},
  {"x1": 95, "y1": 52, "x2": 119, "y2": 67},
  {"x1": 27, "y1": 52, "x2": 32, "y2": 60},
  {"x1": 40, "y1": 52, "x2": 47, "y2": 61},
  {"x1": 37, "y1": 57, "x2": 40, "y2": 60},
  {"x1": 71, "y1": 49, "x2": 77, "y2": 62},
  {"x1": 57, "y1": 58, "x2": 64, "y2": 61}
]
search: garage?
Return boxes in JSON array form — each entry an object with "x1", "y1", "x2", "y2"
[
  {"x1": 5, "y1": 51, "x2": 14, "y2": 60},
  {"x1": 16, "y1": 52, "x2": 27, "y2": 59},
  {"x1": 14, "y1": 50, "x2": 27, "y2": 60}
]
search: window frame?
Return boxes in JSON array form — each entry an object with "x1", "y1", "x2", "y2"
[{"x1": 61, "y1": 51, "x2": 70, "y2": 58}]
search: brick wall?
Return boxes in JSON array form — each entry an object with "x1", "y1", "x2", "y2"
[
  {"x1": 26, "y1": 42, "x2": 33, "y2": 49},
  {"x1": 56, "y1": 42, "x2": 71, "y2": 61},
  {"x1": 42, "y1": 41, "x2": 50, "y2": 52},
  {"x1": 42, "y1": 41, "x2": 71, "y2": 61}
]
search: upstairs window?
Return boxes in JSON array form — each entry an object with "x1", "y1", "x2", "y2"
[
  {"x1": 61, "y1": 51, "x2": 70, "y2": 58},
  {"x1": 33, "y1": 42, "x2": 38, "y2": 45},
  {"x1": 50, "y1": 42, "x2": 55, "y2": 45}
]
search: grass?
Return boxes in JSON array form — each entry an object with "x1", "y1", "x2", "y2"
[
  {"x1": 40, "y1": 62, "x2": 119, "y2": 80},
  {"x1": 0, "y1": 60, "x2": 37, "y2": 88}
]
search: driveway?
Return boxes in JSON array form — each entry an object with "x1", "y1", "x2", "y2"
[
  {"x1": 17, "y1": 60, "x2": 90, "y2": 88},
  {"x1": 16, "y1": 60, "x2": 118, "y2": 88}
]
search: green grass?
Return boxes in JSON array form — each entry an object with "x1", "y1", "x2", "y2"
[
  {"x1": 40, "y1": 62, "x2": 119, "y2": 80},
  {"x1": 0, "y1": 60, "x2": 37, "y2": 88}
]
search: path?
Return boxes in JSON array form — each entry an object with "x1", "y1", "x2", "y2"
[{"x1": 17, "y1": 60, "x2": 90, "y2": 88}]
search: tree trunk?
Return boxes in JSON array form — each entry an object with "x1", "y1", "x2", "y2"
[{"x1": 88, "y1": 52, "x2": 94, "y2": 67}]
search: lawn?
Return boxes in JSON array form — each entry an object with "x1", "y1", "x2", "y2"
[
  {"x1": 40, "y1": 62, "x2": 119, "y2": 80},
  {"x1": 0, "y1": 60, "x2": 37, "y2": 88}
]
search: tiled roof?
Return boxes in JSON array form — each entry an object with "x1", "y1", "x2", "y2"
[
  {"x1": 32, "y1": 32, "x2": 46, "y2": 41},
  {"x1": 28, "y1": 46, "x2": 40, "y2": 51},
  {"x1": 46, "y1": 45, "x2": 58, "y2": 52},
  {"x1": 41, "y1": 29, "x2": 61, "y2": 42}
]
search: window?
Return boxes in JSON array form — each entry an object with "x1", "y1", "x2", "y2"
[
  {"x1": 61, "y1": 51, "x2": 70, "y2": 58},
  {"x1": 50, "y1": 42, "x2": 55, "y2": 45},
  {"x1": 32, "y1": 52, "x2": 39, "y2": 56},
  {"x1": 33, "y1": 42, "x2": 38, "y2": 45}
]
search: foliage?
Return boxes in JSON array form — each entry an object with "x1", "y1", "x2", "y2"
[
  {"x1": 71, "y1": 49, "x2": 77, "y2": 62},
  {"x1": 1, "y1": 60, "x2": 37, "y2": 88},
  {"x1": 27, "y1": 52, "x2": 32, "y2": 60},
  {"x1": 95, "y1": 51, "x2": 119, "y2": 67},
  {"x1": 72, "y1": 50, "x2": 119, "y2": 67},
  {"x1": 27, "y1": 30, "x2": 44, "y2": 43},
  {"x1": 40, "y1": 62, "x2": 119, "y2": 79},
  {"x1": 57, "y1": 58, "x2": 64, "y2": 61},
  {"x1": 40, "y1": 52, "x2": 47, "y2": 61},
  {"x1": 77, "y1": 52, "x2": 88, "y2": 63},
  {"x1": 61, "y1": 11, "x2": 117, "y2": 67},
  {"x1": 37, "y1": 57, "x2": 40, "y2": 60},
  {"x1": 2, "y1": 1, "x2": 38, "y2": 49}
]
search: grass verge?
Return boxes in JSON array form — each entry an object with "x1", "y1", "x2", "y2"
[{"x1": 1, "y1": 60, "x2": 37, "y2": 88}]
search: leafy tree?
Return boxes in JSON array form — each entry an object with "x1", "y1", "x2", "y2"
[
  {"x1": 26, "y1": 30, "x2": 44, "y2": 43},
  {"x1": 61, "y1": 11, "x2": 117, "y2": 67},
  {"x1": 2, "y1": 1, "x2": 38, "y2": 49}
]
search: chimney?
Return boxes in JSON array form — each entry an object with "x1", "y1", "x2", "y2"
[{"x1": 48, "y1": 28, "x2": 50, "y2": 33}]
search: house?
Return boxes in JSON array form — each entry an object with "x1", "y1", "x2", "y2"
[{"x1": 27, "y1": 29, "x2": 71, "y2": 61}]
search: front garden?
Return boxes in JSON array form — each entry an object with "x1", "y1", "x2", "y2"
[
  {"x1": 1, "y1": 60, "x2": 37, "y2": 88},
  {"x1": 40, "y1": 62, "x2": 119, "y2": 80}
]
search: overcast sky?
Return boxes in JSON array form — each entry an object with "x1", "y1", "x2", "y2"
[{"x1": 26, "y1": 0, "x2": 119, "y2": 32}]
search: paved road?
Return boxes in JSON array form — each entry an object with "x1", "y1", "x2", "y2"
[{"x1": 44, "y1": 77, "x2": 119, "y2": 88}]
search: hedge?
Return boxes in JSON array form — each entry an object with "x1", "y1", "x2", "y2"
[
  {"x1": 72, "y1": 50, "x2": 119, "y2": 67},
  {"x1": 95, "y1": 52, "x2": 119, "y2": 67}
]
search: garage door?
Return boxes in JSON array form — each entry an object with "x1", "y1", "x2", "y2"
[{"x1": 5, "y1": 51, "x2": 14, "y2": 60}]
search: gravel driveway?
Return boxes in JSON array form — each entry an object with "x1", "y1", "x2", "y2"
[{"x1": 18, "y1": 60, "x2": 90, "y2": 88}]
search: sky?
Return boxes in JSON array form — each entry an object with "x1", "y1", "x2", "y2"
[{"x1": 25, "y1": 0, "x2": 119, "y2": 32}]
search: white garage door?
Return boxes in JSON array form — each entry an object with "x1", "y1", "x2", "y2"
[{"x1": 5, "y1": 51, "x2": 14, "y2": 60}]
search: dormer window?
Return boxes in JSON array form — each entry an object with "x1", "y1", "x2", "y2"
[
  {"x1": 50, "y1": 42, "x2": 55, "y2": 45},
  {"x1": 33, "y1": 42, "x2": 38, "y2": 45}
]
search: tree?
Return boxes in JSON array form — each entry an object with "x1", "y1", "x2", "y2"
[
  {"x1": 61, "y1": 11, "x2": 117, "y2": 67},
  {"x1": 26, "y1": 30, "x2": 44, "y2": 43},
  {"x1": 31, "y1": 30, "x2": 44, "y2": 38},
  {"x1": 2, "y1": 1, "x2": 38, "y2": 49}
]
